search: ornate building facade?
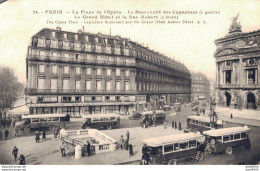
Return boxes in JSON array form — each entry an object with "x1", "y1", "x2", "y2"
[
  {"x1": 25, "y1": 27, "x2": 191, "y2": 117},
  {"x1": 214, "y1": 15, "x2": 260, "y2": 110},
  {"x1": 191, "y1": 72, "x2": 210, "y2": 102}
]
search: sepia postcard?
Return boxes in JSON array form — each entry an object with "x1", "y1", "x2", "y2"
[{"x1": 0, "y1": 0, "x2": 260, "y2": 171}]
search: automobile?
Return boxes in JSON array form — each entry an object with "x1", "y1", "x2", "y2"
[
  {"x1": 163, "y1": 105, "x2": 171, "y2": 111},
  {"x1": 129, "y1": 112, "x2": 142, "y2": 120}
]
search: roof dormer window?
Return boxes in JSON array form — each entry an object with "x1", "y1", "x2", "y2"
[
  {"x1": 75, "y1": 34, "x2": 78, "y2": 41},
  {"x1": 52, "y1": 32, "x2": 55, "y2": 38},
  {"x1": 64, "y1": 33, "x2": 67, "y2": 39}
]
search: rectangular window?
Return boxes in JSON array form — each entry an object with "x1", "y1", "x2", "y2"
[
  {"x1": 179, "y1": 142, "x2": 188, "y2": 150},
  {"x1": 174, "y1": 143, "x2": 179, "y2": 151},
  {"x1": 230, "y1": 134, "x2": 234, "y2": 140},
  {"x1": 116, "y1": 68, "x2": 120, "y2": 76},
  {"x1": 63, "y1": 66, "x2": 69, "y2": 75},
  {"x1": 86, "y1": 80, "x2": 91, "y2": 90},
  {"x1": 64, "y1": 53, "x2": 69, "y2": 59},
  {"x1": 96, "y1": 81, "x2": 101, "y2": 90},
  {"x1": 106, "y1": 81, "x2": 111, "y2": 90},
  {"x1": 164, "y1": 144, "x2": 173, "y2": 153},
  {"x1": 50, "y1": 79, "x2": 57, "y2": 90},
  {"x1": 75, "y1": 54, "x2": 80, "y2": 60},
  {"x1": 225, "y1": 70, "x2": 232, "y2": 84},
  {"x1": 223, "y1": 135, "x2": 230, "y2": 142},
  {"x1": 75, "y1": 67, "x2": 81, "y2": 75},
  {"x1": 37, "y1": 78, "x2": 45, "y2": 89},
  {"x1": 116, "y1": 81, "x2": 120, "y2": 91},
  {"x1": 107, "y1": 68, "x2": 111, "y2": 76},
  {"x1": 124, "y1": 82, "x2": 129, "y2": 91},
  {"x1": 125, "y1": 70, "x2": 130, "y2": 77},
  {"x1": 38, "y1": 65, "x2": 45, "y2": 74},
  {"x1": 241, "y1": 132, "x2": 246, "y2": 139},
  {"x1": 75, "y1": 80, "x2": 81, "y2": 90},
  {"x1": 97, "y1": 68, "x2": 102, "y2": 76},
  {"x1": 247, "y1": 69, "x2": 256, "y2": 84},
  {"x1": 63, "y1": 80, "x2": 70, "y2": 90},
  {"x1": 86, "y1": 68, "x2": 91, "y2": 75},
  {"x1": 234, "y1": 133, "x2": 241, "y2": 140},
  {"x1": 51, "y1": 65, "x2": 57, "y2": 74},
  {"x1": 189, "y1": 140, "x2": 196, "y2": 148}
]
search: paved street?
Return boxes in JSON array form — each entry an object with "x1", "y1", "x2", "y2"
[{"x1": 1, "y1": 103, "x2": 260, "y2": 165}]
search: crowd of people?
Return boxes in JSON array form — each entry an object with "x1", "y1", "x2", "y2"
[{"x1": 119, "y1": 131, "x2": 133, "y2": 157}]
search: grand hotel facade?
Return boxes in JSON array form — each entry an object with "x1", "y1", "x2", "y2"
[
  {"x1": 25, "y1": 27, "x2": 191, "y2": 117},
  {"x1": 214, "y1": 17, "x2": 260, "y2": 110}
]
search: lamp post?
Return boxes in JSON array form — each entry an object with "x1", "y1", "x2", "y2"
[{"x1": 209, "y1": 99, "x2": 217, "y2": 128}]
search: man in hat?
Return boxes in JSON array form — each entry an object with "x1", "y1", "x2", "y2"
[{"x1": 12, "y1": 146, "x2": 19, "y2": 161}]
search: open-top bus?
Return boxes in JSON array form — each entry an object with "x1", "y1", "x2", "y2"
[
  {"x1": 140, "y1": 110, "x2": 166, "y2": 127},
  {"x1": 15, "y1": 114, "x2": 70, "y2": 132},
  {"x1": 186, "y1": 115, "x2": 223, "y2": 132},
  {"x1": 203, "y1": 126, "x2": 251, "y2": 155},
  {"x1": 81, "y1": 114, "x2": 120, "y2": 130},
  {"x1": 142, "y1": 132, "x2": 205, "y2": 165}
]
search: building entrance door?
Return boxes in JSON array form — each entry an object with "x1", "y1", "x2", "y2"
[
  {"x1": 247, "y1": 93, "x2": 256, "y2": 110},
  {"x1": 225, "y1": 92, "x2": 231, "y2": 107}
]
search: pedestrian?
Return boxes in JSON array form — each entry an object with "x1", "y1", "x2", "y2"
[
  {"x1": 230, "y1": 113, "x2": 233, "y2": 119},
  {"x1": 172, "y1": 121, "x2": 174, "y2": 129},
  {"x1": 125, "y1": 139, "x2": 129, "y2": 151},
  {"x1": 4, "y1": 129, "x2": 9, "y2": 140},
  {"x1": 19, "y1": 154, "x2": 25, "y2": 165},
  {"x1": 60, "y1": 142, "x2": 66, "y2": 157},
  {"x1": 164, "y1": 121, "x2": 167, "y2": 129},
  {"x1": 87, "y1": 141, "x2": 91, "y2": 157},
  {"x1": 129, "y1": 144, "x2": 133, "y2": 157},
  {"x1": 174, "y1": 122, "x2": 177, "y2": 130},
  {"x1": 178, "y1": 121, "x2": 182, "y2": 130},
  {"x1": 13, "y1": 129, "x2": 19, "y2": 137},
  {"x1": 126, "y1": 131, "x2": 130, "y2": 142},
  {"x1": 12, "y1": 146, "x2": 19, "y2": 161},
  {"x1": 119, "y1": 135, "x2": 124, "y2": 150},
  {"x1": 145, "y1": 120, "x2": 149, "y2": 128},
  {"x1": 0, "y1": 130, "x2": 2, "y2": 141},
  {"x1": 42, "y1": 129, "x2": 46, "y2": 140},
  {"x1": 35, "y1": 131, "x2": 40, "y2": 143}
]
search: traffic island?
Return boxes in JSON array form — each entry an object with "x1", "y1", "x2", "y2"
[{"x1": 60, "y1": 129, "x2": 117, "y2": 158}]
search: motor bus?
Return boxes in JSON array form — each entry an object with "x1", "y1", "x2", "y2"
[
  {"x1": 140, "y1": 110, "x2": 165, "y2": 127},
  {"x1": 203, "y1": 126, "x2": 251, "y2": 155},
  {"x1": 15, "y1": 114, "x2": 70, "y2": 132},
  {"x1": 81, "y1": 114, "x2": 120, "y2": 130},
  {"x1": 186, "y1": 115, "x2": 223, "y2": 132},
  {"x1": 142, "y1": 132, "x2": 205, "y2": 165}
]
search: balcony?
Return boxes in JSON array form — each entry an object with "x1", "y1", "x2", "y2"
[
  {"x1": 25, "y1": 88, "x2": 137, "y2": 95},
  {"x1": 27, "y1": 54, "x2": 135, "y2": 67}
]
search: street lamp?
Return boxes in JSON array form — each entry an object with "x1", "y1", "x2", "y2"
[{"x1": 211, "y1": 100, "x2": 217, "y2": 128}]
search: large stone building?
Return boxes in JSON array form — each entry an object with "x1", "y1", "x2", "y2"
[
  {"x1": 214, "y1": 15, "x2": 260, "y2": 110},
  {"x1": 25, "y1": 27, "x2": 191, "y2": 117},
  {"x1": 191, "y1": 72, "x2": 210, "y2": 102}
]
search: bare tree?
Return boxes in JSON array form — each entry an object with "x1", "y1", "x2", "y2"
[{"x1": 0, "y1": 66, "x2": 24, "y2": 120}]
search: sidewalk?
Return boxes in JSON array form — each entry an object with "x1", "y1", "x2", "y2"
[
  {"x1": 0, "y1": 126, "x2": 183, "y2": 165},
  {"x1": 214, "y1": 107, "x2": 260, "y2": 127}
]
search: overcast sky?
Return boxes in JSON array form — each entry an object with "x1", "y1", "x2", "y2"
[{"x1": 0, "y1": 0, "x2": 260, "y2": 85}]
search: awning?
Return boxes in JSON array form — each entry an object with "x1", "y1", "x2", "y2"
[{"x1": 8, "y1": 105, "x2": 29, "y2": 116}]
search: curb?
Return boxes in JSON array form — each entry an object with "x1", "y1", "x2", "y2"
[{"x1": 114, "y1": 159, "x2": 140, "y2": 165}]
